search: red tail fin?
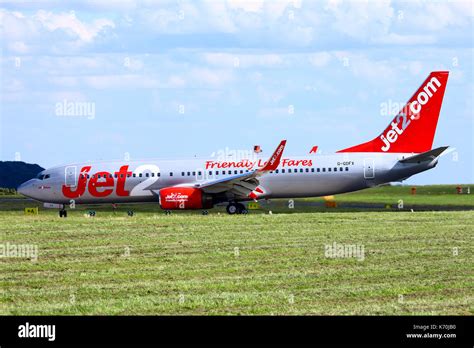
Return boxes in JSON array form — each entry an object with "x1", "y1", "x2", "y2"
[{"x1": 338, "y1": 71, "x2": 449, "y2": 153}]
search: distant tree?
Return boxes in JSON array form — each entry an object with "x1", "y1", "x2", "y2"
[{"x1": 0, "y1": 161, "x2": 44, "y2": 189}]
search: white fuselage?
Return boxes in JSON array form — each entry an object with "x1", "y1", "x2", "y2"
[{"x1": 18, "y1": 152, "x2": 437, "y2": 206}]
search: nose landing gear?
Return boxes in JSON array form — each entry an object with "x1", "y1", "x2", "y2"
[
  {"x1": 226, "y1": 202, "x2": 248, "y2": 215},
  {"x1": 59, "y1": 207, "x2": 67, "y2": 218}
]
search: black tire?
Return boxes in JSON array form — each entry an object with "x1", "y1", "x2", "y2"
[
  {"x1": 236, "y1": 203, "x2": 246, "y2": 214},
  {"x1": 226, "y1": 204, "x2": 238, "y2": 215}
]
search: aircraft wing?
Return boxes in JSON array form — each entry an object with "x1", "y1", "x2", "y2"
[
  {"x1": 191, "y1": 140, "x2": 287, "y2": 198},
  {"x1": 399, "y1": 146, "x2": 449, "y2": 164}
]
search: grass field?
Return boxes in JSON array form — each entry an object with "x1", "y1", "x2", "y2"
[{"x1": 1, "y1": 208, "x2": 473, "y2": 315}]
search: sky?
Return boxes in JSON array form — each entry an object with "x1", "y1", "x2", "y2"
[{"x1": 0, "y1": 0, "x2": 473, "y2": 184}]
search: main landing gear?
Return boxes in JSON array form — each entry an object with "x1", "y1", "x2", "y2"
[{"x1": 226, "y1": 202, "x2": 248, "y2": 215}]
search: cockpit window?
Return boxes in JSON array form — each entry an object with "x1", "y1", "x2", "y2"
[{"x1": 36, "y1": 173, "x2": 50, "y2": 180}]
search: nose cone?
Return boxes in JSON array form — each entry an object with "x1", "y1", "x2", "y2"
[{"x1": 18, "y1": 179, "x2": 36, "y2": 198}]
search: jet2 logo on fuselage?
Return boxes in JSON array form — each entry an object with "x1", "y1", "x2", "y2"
[{"x1": 62, "y1": 165, "x2": 131, "y2": 199}]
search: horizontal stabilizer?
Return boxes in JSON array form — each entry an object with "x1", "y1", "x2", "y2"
[{"x1": 399, "y1": 146, "x2": 449, "y2": 163}]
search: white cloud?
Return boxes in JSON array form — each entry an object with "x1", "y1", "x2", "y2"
[
  {"x1": 8, "y1": 41, "x2": 29, "y2": 54},
  {"x1": 398, "y1": 1, "x2": 473, "y2": 32},
  {"x1": 325, "y1": 0, "x2": 394, "y2": 40},
  {"x1": 408, "y1": 61, "x2": 424, "y2": 76},
  {"x1": 308, "y1": 52, "x2": 331, "y2": 68},
  {"x1": 227, "y1": 0, "x2": 265, "y2": 13},
  {"x1": 33, "y1": 10, "x2": 114, "y2": 43},
  {"x1": 371, "y1": 33, "x2": 436, "y2": 45},
  {"x1": 189, "y1": 68, "x2": 234, "y2": 87},
  {"x1": 334, "y1": 52, "x2": 395, "y2": 81},
  {"x1": 257, "y1": 106, "x2": 293, "y2": 118},
  {"x1": 202, "y1": 52, "x2": 283, "y2": 68},
  {"x1": 83, "y1": 74, "x2": 159, "y2": 89},
  {"x1": 0, "y1": 9, "x2": 115, "y2": 54}
]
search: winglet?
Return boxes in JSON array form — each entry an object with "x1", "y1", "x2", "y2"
[{"x1": 259, "y1": 140, "x2": 287, "y2": 172}]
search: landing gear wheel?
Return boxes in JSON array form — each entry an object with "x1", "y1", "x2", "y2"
[
  {"x1": 127, "y1": 210, "x2": 134, "y2": 217},
  {"x1": 164, "y1": 210, "x2": 171, "y2": 215},
  {"x1": 236, "y1": 203, "x2": 247, "y2": 214},
  {"x1": 202, "y1": 210, "x2": 209, "y2": 215},
  {"x1": 226, "y1": 203, "x2": 238, "y2": 215},
  {"x1": 59, "y1": 209, "x2": 67, "y2": 218}
]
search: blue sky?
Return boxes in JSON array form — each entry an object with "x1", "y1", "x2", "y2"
[{"x1": 1, "y1": 0, "x2": 473, "y2": 184}]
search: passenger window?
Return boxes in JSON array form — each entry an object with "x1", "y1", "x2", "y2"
[
  {"x1": 228, "y1": 170, "x2": 231, "y2": 175},
  {"x1": 339, "y1": 167, "x2": 343, "y2": 172},
  {"x1": 345, "y1": 167, "x2": 349, "y2": 171},
  {"x1": 300, "y1": 168, "x2": 303, "y2": 173},
  {"x1": 334, "y1": 167, "x2": 337, "y2": 172},
  {"x1": 311, "y1": 168, "x2": 314, "y2": 173},
  {"x1": 192, "y1": 171, "x2": 196, "y2": 176},
  {"x1": 306, "y1": 168, "x2": 309, "y2": 173},
  {"x1": 282, "y1": 169, "x2": 286, "y2": 173},
  {"x1": 139, "y1": 173, "x2": 142, "y2": 177},
  {"x1": 240, "y1": 170, "x2": 243, "y2": 174},
  {"x1": 187, "y1": 172, "x2": 190, "y2": 176},
  {"x1": 158, "y1": 173, "x2": 161, "y2": 177},
  {"x1": 322, "y1": 168, "x2": 326, "y2": 172},
  {"x1": 276, "y1": 169, "x2": 279, "y2": 173},
  {"x1": 328, "y1": 168, "x2": 332, "y2": 172},
  {"x1": 133, "y1": 173, "x2": 136, "y2": 177},
  {"x1": 288, "y1": 169, "x2": 292, "y2": 173},
  {"x1": 216, "y1": 171, "x2": 219, "y2": 175},
  {"x1": 198, "y1": 171, "x2": 202, "y2": 176},
  {"x1": 144, "y1": 173, "x2": 148, "y2": 177},
  {"x1": 170, "y1": 172, "x2": 173, "y2": 176},
  {"x1": 182, "y1": 172, "x2": 185, "y2": 176},
  {"x1": 209, "y1": 171, "x2": 212, "y2": 176}
]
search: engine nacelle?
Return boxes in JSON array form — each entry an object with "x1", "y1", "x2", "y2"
[{"x1": 159, "y1": 187, "x2": 213, "y2": 210}]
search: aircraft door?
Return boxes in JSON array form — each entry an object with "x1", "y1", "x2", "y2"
[
  {"x1": 65, "y1": 166, "x2": 77, "y2": 187},
  {"x1": 363, "y1": 158, "x2": 375, "y2": 179}
]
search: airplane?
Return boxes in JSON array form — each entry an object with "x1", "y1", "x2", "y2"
[{"x1": 18, "y1": 71, "x2": 449, "y2": 217}]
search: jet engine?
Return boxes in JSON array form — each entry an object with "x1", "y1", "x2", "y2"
[{"x1": 159, "y1": 187, "x2": 213, "y2": 210}]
